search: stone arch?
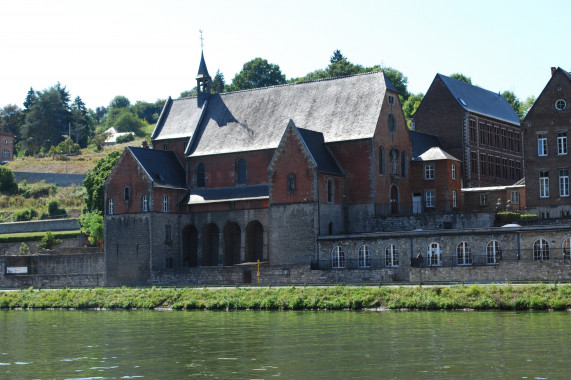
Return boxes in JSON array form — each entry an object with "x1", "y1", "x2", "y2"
[
  {"x1": 202, "y1": 223, "x2": 219, "y2": 266},
  {"x1": 223, "y1": 222, "x2": 241, "y2": 266},
  {"x1": 246, "y1": 221, "x2": 264, "y2": 262},
  {"x1": 182, "y1": 224, "x2": 198, "y2": 267}
]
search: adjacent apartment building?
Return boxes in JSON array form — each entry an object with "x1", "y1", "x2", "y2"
[{"x1": 522, "y1": 67, "x2": 571, "y2": 218}]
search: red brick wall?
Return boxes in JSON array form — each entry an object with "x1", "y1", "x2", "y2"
[
  {"x1": 328, "y1": 140, "x2": 369, "y2": 204},
  {"x1": 270, "y1": 127, "x2": 316, "y2": 204},
  {"x1": 152, "y1": 138, "x2": 187, "y2": 165},
  {"x1": 189, "y1": 150, "x2": 274, "y2": 189},
  {"x1": 106, "y1": 151, "x2": 152, "y2": 214},
  {"x1": 318, "y1": 174, "x2": 344, "y2": 204},
  {"x1": 410, "y1": 159, "x2": 462, "y2": 211},
  {"x1": 0, "y1": 132, "x2": 14, "y2": 161},
  {"x1": 522, "y1": 68, "x2": 571, "y2": 211}
]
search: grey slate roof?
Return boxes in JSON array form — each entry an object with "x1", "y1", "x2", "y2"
[
  {"x1": 438, "y1": 74, "x2": 520, "y2": 125},
  {"x1": 128, "y1": 147, "x2": 187, "y2": 189},
  {"x1": 154, "y1": 71, "x2": 393, "y2": 156},
  {"x1": 297, "y1": 127, "x2": 343, "y2": 175},
  {"x1": 187, "y1": 184, "x2": 269, "y2": 204},
  {"x1": 409, "y1": 130, "x2": 460, "y2": 162},
  {"x1": 196, "y1": 51, "x2": 210, "y2": 79}
]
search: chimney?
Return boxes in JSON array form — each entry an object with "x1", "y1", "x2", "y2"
[{"x1": 551, "y1": 67, "x2": 557, "y2": 76}]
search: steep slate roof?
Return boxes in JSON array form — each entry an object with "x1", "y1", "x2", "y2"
[
  {"x1": 187, "y1": 184, "x2": 268, "y2": 204},
  {"x1": 409, "y1": 130, "x2": 460, "y2": 161},
  {"x1": 297, "y1": 127, "x2": 343, "y2": 175},
  {"x1": 196, "y1": 51, "x2": 210, "y2": 79},
  {"x1": 128, "y1": 147, "x2": 187, "y2": 189},
  {"x1": 438, "y1": 74, "x2": 520, "y2": 125},
  {"x1": 153, "y1": 71, "x2": 393, "y2": 156}
]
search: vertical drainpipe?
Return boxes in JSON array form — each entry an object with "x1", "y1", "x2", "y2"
[
  {"x1": 463, "y1": 113, "x2": 469, "y2": 187},
  {"x1": 316, "y1": 169, "x2": 321, "y2": 264}
]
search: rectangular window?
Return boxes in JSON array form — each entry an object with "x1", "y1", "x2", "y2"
[
  {"x1": 452, "y1": 190, "x2": 457, "y2": 208},
  {"x1": 511, "y1": 190, "x2": 520, "y2": 204},
  {"x1": 451, "y1": 163, "x2": 456, "y2": 180},
  {"x1": 471, "y1": 152, "x2": 478, "y2": 174},
  {"x1": 108, "y1": 198, "x2": 114, "y2": 215},
  {"x1": 558, "y1": 132, "x2": 568, "y2": 155},
  {"x1": 469, "y1": 120, "x2": 477, "y2": 143},
  {"x1": 488, "y1": 155, "x2": 494, "y2": 177},
  {"x1": 480, "y1": 193, "x2": 488, "y2": 206},
  {"x1": 539, "y1": 170, "x2": 549, "y2": 198},
  {"x1": 480, "y1": 154, "x2": 486, "y2": 176},
  {"x1": 538, "y1": 133, "x2": 548, "y2": 156},
  {"x1": 509, "y1": 160, "x2": 515, "y2": 180},
  {"x1": 560, "y1": 169, "x2": 570, "y2": 197},
  {"x1": 501, "y1": 129, "x2": 507, "y2": 149},
  {"x1": 142, "y1": 194, "x2": 148, "y2": 212},
  {"x1": 515, "y1": 132, "x2": 521, "y2": 153},
  {"x1": 515, "y1": 161, "x2": 522, "y2": 180},
  {"x1": 479, "y1": 123, "x2": 486, "y2": 145},
  {"x1": 424, "y1": 163, "x2": 435, "y2": 180},
  {"x1": 388, "y1": 95, "x2": 394, "y2": 104},
  {"x1": 494, "y1": 126, "x2": 500, "y2": 147},
  {"x1": 502, "y1": 158, "x2": 508, "y2": 179},
  {"x1": 508, "y1": 130, "x2": 514, "y2": 151},
  {"x1": 425, "y1": 190, "x2": 435, "y2": 208},
  {"x1": 164, "y1": 224, "x2": 172, "y2": 244},
  {"x1": 495, "y1": 157, "x2": 501, "y2": 178},
  {"x1": 162, "y1": 195, "x2": 169, "y2": 212}
]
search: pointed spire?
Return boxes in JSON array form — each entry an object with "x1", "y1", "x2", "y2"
[{"x1": 196, "y1": 51, "x2": 211, "y2": 80}]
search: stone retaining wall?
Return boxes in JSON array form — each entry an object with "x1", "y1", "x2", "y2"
[
  {"x1": 0, "y1": 219, "x2": 79, "y2": 234},
  {"x1": 13, "y1": 172, "x2": 86, "y2": 187}
]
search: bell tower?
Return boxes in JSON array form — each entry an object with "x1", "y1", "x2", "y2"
[{"x1": 196, "y1": 30, "x2": 211, "y2": 106}]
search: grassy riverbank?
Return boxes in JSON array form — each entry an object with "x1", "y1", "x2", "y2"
[{"x1": 1, "y1": 284, "x2": 571, "y2": 311}]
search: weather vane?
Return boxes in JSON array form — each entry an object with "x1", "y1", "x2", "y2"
[{"x1": 199, "y1": 30, "x2": 204, "y2": 49}]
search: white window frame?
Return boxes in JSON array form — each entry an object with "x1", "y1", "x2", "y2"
[
  {"x1": 162, "y1": 195, "x2": 169, "y2": 212},
  {"x1": 427, "y1": 242, "x2": 441, "y2": 266},
  {"x1": 533, "y1": 239, "x2": 549, "y2": 261},
  {"x1": 332, "y1": 246, "x2": 345, "y2": 269},
  {"x1": 511, "y1": 190, "x2": 520, "y2": 204},
  {"x1": 557, "y1": 132, "x2": 568, "y2": 155},
  {"x1": 108, "y1": 198, "x2": 114, "y2": 215},
  {"x1": 142, "y1": 194, "x2": 149, "y2": 212},
  {"x1": 563, "y1": 237, "x2": 570, "y2": 259},
  {"x1": 385, "y1": 244, "x2": 399, "y2": 267},
  {"x1": 539, "y1": 170, "x2": 549, "y2": 198},
  {"x1": 425, "y1": 190, "x2": 435, "y2": 208},
  {"x1": 487, "y1": 240, "x2": 501, "y2": 264},
  {"x1": 452, "y1": 190, "x2": 457, "y2": 208},
  {"x1": 358, "y1": 245, "x2": 371, "y2": 268},
  {"x1": 451, "y1": 163, "x2": 456, "y2": 180},
  {"x1": 424, "y1": 163, "x2": 435, "y2": 180},
  {"x1": 537, "y1": 133, "x2": 548, "y2": 156},
  {"x1": 456, "y1": 241, "x2": 472, "y2": 265},
  {"x1": 560, "y1": 169, "x2": 569, "y2": 197},
  {"x1": 480, "y1": 193, "x2": 488, "y2": 206}
]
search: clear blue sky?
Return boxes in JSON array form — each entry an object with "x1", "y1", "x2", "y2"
[{"x1": 1, "y1": 0, "x2": 568, "y2": 110}]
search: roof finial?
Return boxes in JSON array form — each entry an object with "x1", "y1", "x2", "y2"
[{"x1": 199, "y1": 30, "x2": 204, "y2": 50}]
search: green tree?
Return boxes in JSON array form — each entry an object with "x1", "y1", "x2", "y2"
[
  {"x1": 330, "y1": 49, "x2": 346, "y2": 63},
  {"x1": 402, "y1": 93, "x2": 424, "y2": 128},
  {"x1": 114, "y1": 111, "x2": 145, "y2": 136},
  {"x1": 109, "y1": 95, "x2": 131, "y2": 109},
  {"x1": 133, "y1": 100, "x2": 165, "y2": 124},
  {"x1": 502, "y1": 90, "x2": 523, "y2": 118},
  {"x1": 211, "y1": 70, "x2": 225, "y2": 94},
  {"x1": 83, "y1": 150, "x2": 121, "y2": 213},
  {"x1": 79, "y1": 212, "x2": 104, "y2": 247},
  {"x1": 180, "y1": 88, "x2": 197, "y2": 98},
  {"x1": 71, "y1": 96, "x2": 91, "y2": 147},
  {"x1": 228, "y1": 58, "x2": 286, "y2": 91},
  {"x1": 94, "y1": 106, "x2": 108, "y2": 124},
  {"x1": 0, "y1": 166, "x2": 18, "y2": 194},
  {"x1": 20, "y1": 84, "x2": 72, "y2": 155},
  {"x1": 382, "y1": 66, "x2": 410, "y2": 102},
  {"x1": 450, "y1": 73, "x2": 472, "y2": 84},
  {"x1": 23, "y1": 87, "x2": 38, "y2": 109},
  {"x1": 0, "y1": 104, "x2": 24, "y2": 139},
  {"x1": 521, "y1": 95, "x2": 536, "y2": 117},
  {"x1": 327, "y1": 59, "x2": 364, "y2": 77}
]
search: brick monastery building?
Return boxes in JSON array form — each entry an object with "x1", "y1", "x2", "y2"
[{"x1": 104, "y1": 55, "x2": 571, "y2": 286}]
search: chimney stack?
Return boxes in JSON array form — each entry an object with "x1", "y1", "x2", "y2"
[{"x1": 551, "y1": 67, "x2": 557, "y2": 76}]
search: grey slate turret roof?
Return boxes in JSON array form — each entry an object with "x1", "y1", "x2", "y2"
[
  {"x1": 409, "y1": 130, "x2": 460, "y2": 162},
  {"x1": 152, "y1": 71, "x2": 395, "y2": 157},
  {"x1": 196, "y1": 51, "x2": 210, "y2": 79},
  {"x1": 127, "y1": 147, "x2": 187, "y2": 189},
  {"x1": 438, "y1": 74, "x2": 520, "y2": 125}
]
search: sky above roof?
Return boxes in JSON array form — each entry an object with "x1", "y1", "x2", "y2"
[{"x1": 1, "y1": 0, "x2": 569, "y2": 110}]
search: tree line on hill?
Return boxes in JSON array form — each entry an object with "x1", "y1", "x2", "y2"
[{"x1": 0, "y1": 50, "x2": 534, "y2": 156}]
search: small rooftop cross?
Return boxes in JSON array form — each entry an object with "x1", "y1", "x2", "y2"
[{"x1": 199, "y1": 30, "x2": 204, "y2": 49}]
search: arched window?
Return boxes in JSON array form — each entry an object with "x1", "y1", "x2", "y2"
[
  {"x1": 385, "y1": 244, "x2": 399, "y2": 267},
  {"x1": 387, "y1": 114, "x2": 396, "y2": 133},
  {"x1": 457, "y1": 241, "x2": 472, "y2": 265},
  {"x1": 124, "y1": 186, "x2": 131, "y2": 202},
  {"x1": 487, "y1": 240, "x2": 502, "y2": 264},
  {"x1": 332, "y1": 246, "x2": 345, "y2": 268},
  {"x1": 427, "y1": 242, "x2": 440, "y2": 266},
  {"x1": 533, "y1": 239, "x2": 549, "y2": 261},
  {"x1": 358, "y1": 245, "x2": 371, "y2": 268},
  {"x1": 378, "y1": 146, "x2": 385, "y2": 175},
  {"x1": 235, "y1": 159, "x2": 247, "y2": 185},
  {"x1": 400, "y1": 151, "x2": 407, "y2": 178},
  {"x1": 327, "y1": 179, "x2": 334, "y2": 203},
  {"x1": 563, "y1": 237, "x2": 570, "y2": 260},
  {"x1": 287, "y1": 173, "x2": 296, "y2": 192},
  {"x1": 197, "y1": 163, "x2": 206, "y2": 188},
  {"x1": 390, "y1": 148, "x2": 399, "y2": 176},
  {"x1": 142, "y1": 194, "x2": 149, "y2": 212}
]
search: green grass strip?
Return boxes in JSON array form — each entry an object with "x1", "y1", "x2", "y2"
[
  {"x1": 0, "y1": 284, "x2": 570, "y2": 311},
  {"x1": 0, "y1": 230, "x2": 80, "y2": 243}
]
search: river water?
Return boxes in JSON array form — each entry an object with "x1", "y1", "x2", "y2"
[{"x1": 0, "y1": 309, "x2": 569, "y2": 379}]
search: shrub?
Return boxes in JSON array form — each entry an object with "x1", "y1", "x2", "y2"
[
  {"x1": 18, "y1": 181, "x2": 57, "y2": 199},
  {"x1": 38, "y1": 231, "x2": 59, "y2": 249},
  {"x1": 0, "y1": 166, "x2": 17, "y2": 194},
  {"x1": 11, "y1": 207, "x2": 38, "y2": 221},
  {"x1": 116, "y1": 133, "x2": 135, "y2": 144},
  {"x1": 47, "y1": 199, "x2": 66, "y2": 218},
  {"x1": 79, "y1": 212, "x2": 104, "y2": 247},
  {"x1": 18, "y1": 243, "x2": 31, "y2": 256}
]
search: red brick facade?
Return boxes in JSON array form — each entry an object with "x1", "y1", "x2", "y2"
[{"x1": 0, "y1": 132, "x2": 14, "y2": 162}]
